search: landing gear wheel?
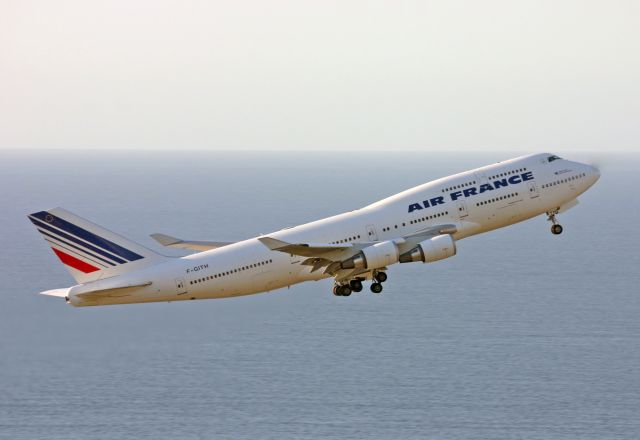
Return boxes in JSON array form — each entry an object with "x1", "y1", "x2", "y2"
[
  {"x1": 374, "y1": 272, "x2": 387, "y2": 283},
  {"x1": 547, "y1": 210, "x2": 563, "y2": 235},
  {"x1": 350, "y1": 279, "x2": 363, "y2": 292},
  {"x1": 339, "y1": 285, "x2": 352, "y2": 296},
  {"x1": 333, "y1": 285, "x2": 341, "y2": 296},
  {"x1": 370, "y1": 282, "x2": 383, "y2": 294}
]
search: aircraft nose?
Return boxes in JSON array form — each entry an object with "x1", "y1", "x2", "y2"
[{"x1": 590, "y1": 165, "x2": 601, "y2": 181}]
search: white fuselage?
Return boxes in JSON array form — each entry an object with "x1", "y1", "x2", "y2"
[{"x1": 68, "y1": 153, "x2": 600, "y2": 306}]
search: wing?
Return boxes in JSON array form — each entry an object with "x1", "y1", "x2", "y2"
[
  {"x1": 258, "y1": 236, "x2": 373, "y2": 277},
  {"x1": 403, "y1": 224, "x2": 457, "y2": 241},
  {"x1": 258, "y1": 237, "x2": 364, "y2": 257},
  {"x1": 150, "y1": 233, "x2": 235, "y2": 251},
  {"x1": 258, "y1": 223, "x2": 457, "y2": 281}
]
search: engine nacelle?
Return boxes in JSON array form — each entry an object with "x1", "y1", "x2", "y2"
[
  {"x1": 399, "y1": 234, "x2": 456, "y2": 263},
  {"x1": 341, "y1": 240, "x2": 399, "y2": 270}
]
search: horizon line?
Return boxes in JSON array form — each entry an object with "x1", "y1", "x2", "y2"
[{"x1": 1, "y1": 147, "x2": 636, "y2": 154}]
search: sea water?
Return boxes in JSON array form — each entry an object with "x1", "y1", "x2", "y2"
[{"x1": 0, "y1": 150, "x2": 638, "y2": 440}]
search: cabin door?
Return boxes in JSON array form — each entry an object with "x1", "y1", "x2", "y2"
[
  {"x1": 365, "y1": 224, "x2": 378, "y2": 241},
  {"x1": 457, "y1": 200, "x2": 469, "y2": 219},
  {"x1": 527, "y1": 182, "x2": 540, "y2": 199},
  {"x1": 175, "y1": 277, "x2": 187, "y2": 295}
]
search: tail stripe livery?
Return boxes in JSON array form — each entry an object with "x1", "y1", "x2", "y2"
[
  {"x1": 29, "y1": 216, "x2": 128, "y2": 264},
  {"x1": 28, "y1": 208, "x2": 167, "y2": 284},
  {"x1": 50, "y1": 248, "x2": 100, "y2": 273},
  {"x1": 29, "y1": 211, "x2": 144, "y2": 262},
  {"x1": 41, "y1": 236, "x2": 109, "y2": 269},
  {"x1": 37, "y1": 228, "x2": 116, "y2": 266}
]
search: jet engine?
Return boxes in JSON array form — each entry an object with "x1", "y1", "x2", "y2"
[
  {"x1": 399, "y1": 234, "x2": 456, "y2": 263},
  {"x1": 341, "y1": 240, "x2": 399, "y2": 270}
]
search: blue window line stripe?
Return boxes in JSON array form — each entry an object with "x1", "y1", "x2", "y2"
[
  {"x1": 29, "y1": 217, "x2": 127, "y2": 264},
  {"x1": 30, "y1": 211, "x2": 143, "y2": 262},
  {"x1": 43, "y1": 237, "x2": 109, "y2": 269},
  {"x1": 38, "y1": 228, "x2": 116, "y2": 267}
]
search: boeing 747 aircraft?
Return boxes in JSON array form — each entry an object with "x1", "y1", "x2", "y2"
[{"x1": 29, "y1": 153, "x2": 600, "y2": 306}]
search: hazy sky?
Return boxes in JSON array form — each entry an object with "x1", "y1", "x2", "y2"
[{"x1": 1, "y1": 0, "x2": 638, "y2": 153}]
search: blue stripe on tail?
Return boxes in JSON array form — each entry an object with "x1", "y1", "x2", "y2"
[
  {"x1": 37, "y1": 228, "x2": 117, "y2": 266},
  {"x1": 29, "y1": 217, "x2": 128, "y2": 264},
  {"x1": 30, "y1": 211, "x2": 143, "y2": 262}
]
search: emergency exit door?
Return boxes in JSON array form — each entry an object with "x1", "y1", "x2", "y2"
[
  {"x1": 527, "y1": 182, "x2": 540, "y2": 198},
  {"x1": 457, "y1": 200, "x2": 469, "y2": 219},
  {"x1": 175, "y1": 278, "x2": 187, "y2": 295},
  {"x1": 366, "y1": 224, "x2": 378, "y2": 241}
]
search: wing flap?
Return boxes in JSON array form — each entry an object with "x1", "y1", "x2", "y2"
[{"x1": 258, "y1": 237, "x2": 355, "y2": 257}]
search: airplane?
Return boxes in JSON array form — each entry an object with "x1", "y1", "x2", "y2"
[{"x1": 28, "y1": 153, "x2": 600, "y2": 307}]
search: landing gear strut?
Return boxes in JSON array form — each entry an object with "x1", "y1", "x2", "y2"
[{"x1": 547, "y1": 210, "x2": 563, "y2": 235}]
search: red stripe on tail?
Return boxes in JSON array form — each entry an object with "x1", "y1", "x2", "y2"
[{"x1": 51, "y1": 248, "x2": 100, "y2": 273}]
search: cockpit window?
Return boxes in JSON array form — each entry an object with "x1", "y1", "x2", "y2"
[{"x1": 547, "y1": 155, "x2": 562, "y2": 162}]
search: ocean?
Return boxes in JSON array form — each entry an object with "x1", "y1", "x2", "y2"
[{"x1": 0, "y1": 150, "x2": 638, "y2": 439}]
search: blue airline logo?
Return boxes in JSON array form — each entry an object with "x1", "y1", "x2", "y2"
[{"x1": 408, "y1": 172, "x2": 534, "y2": 213}]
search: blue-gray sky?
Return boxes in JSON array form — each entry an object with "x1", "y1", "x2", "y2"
[{"x1": 1, "y1": 0, "x2": 639, "y2": 153}]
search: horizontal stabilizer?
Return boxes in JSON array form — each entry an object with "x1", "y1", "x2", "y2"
[
  {"x1": 40, "y1": 288, "x2": 71, "y2": 298},
  {"x1": 150, "y1": 233, "x2": 234, "y2": 251},
  {"x1": 75, "y1": 281, "x2": 152, "y2": 299}
]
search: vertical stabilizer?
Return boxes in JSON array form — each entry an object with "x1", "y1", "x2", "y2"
[{"x1": 28, "y1": 208, "x2": 166, "y2": 284}]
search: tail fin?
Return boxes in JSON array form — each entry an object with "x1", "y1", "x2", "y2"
[{"x1": 28, "y1": 208, "x2": 167, "y2": 284}]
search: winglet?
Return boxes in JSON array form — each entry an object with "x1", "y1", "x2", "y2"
[
  {"x1": 258, "y1": 237, "x2": 291, "y2": 250},
  {"x1": 150, "y1": 233, "x2": 182, "y2": 247},
  {"x1": 151, "y1": 234, "x2": 234, "y2": 251}
]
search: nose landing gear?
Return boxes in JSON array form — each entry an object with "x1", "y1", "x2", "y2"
[{"x1": 547, "y1": 210, "x2": 563, "y2": 235}]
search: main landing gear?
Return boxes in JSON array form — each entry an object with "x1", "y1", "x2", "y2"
[
  {"x1": 374, "y1": 271, "x2": 387, "y2": 283},
  {"x1": 547, "y1": 210, "x2": 564, "y2": 235},
  {"x1": 333, "y1": 272, "x2": 387, "y2": 297},
  {"x1": 333, "y1": 284, "x2": 352, "y2": 296},
  {"x1": 370, "y1": 270, "x2": 386, "y2": 294}
]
